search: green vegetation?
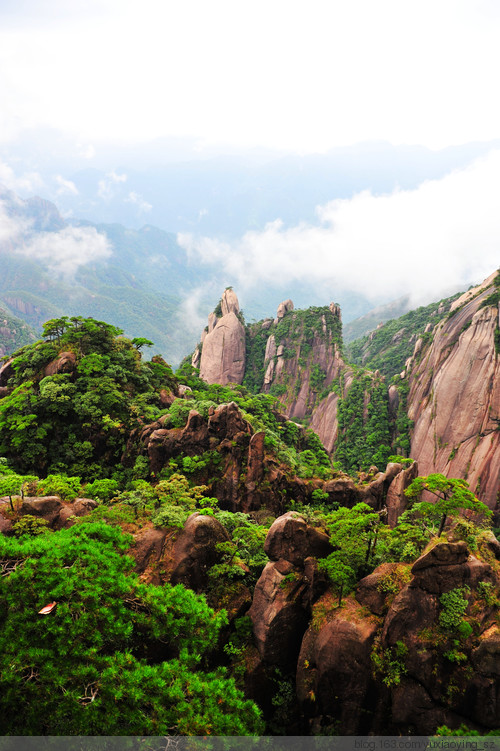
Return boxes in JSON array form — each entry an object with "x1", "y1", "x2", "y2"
[
  {"x1": 335, "y1": 372, "x2": 391, "y2": 473},
  {"x1": 174, "y1": 362, "x2": 332, "y2": 478},
  {"x1": 1, "y1": 306, "x2": 498, "y2": 737},
  {"x1": 346, "y1": 295, "x2": 459, "y2": 379},
  {"x1": 404, "y1": 474, "x2": 492, "y2": 536},
  {"x1": 243, "y1": 305, "x2": 342, "y2": 411},
  {"x1": 0, "y1": 316, "x2": 177, "y2": 479},
  {"x1": 0, "y1": 303, "x2": 38, "y2": 358},
  {"x1": 371, "y1": 640, "x2": 408, "y2": 687},
  {"x1": 0, "y1": 522, "x2": 263, "y2": 735}
]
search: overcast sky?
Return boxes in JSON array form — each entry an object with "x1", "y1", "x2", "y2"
[
  {"x1": 0, "y1": 0, "x2": 499, "y2": 312},
  {"x1": 1, "y1": 0, "x2": 500, "y2": 153}
]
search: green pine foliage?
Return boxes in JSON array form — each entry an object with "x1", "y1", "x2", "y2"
[
  {"x1": 335, "y1": 372, "x2": 392, "y2": 473},
  {"x1": 0, "y1": 522, "x2": 263, "y2": 735},
  {"x1": 346, "y1": 295, "x2": 459, "y2": 380},
  {"x1": 0, "y1": 317, "x2": 177, "y2": 479}
]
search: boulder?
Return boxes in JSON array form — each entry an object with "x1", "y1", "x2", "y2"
[
  {"x1": 130, "y1": 527, "x2": 168, "y2": 579},
  {"x1": 297, "y1": 607, "x2": 379, "y2": 735},
  {"x1": 169, "y1": 512, "x2": 229, "y2": 592},
  {"x1": 72, "y1": 498, "x2": 98, "y2": 515},
  {"x1": 146, "y1": 410, "x2": 211, "y2": 474},
  {"x1": 54, "y1": 498, "x2": 98, "y2": 529},
  {"x1": 410, "y1": 542, "x2": 495, "y2": 594},
  {"x1": 481, "y1": 530, "x2": 500, "y2": 560},
  {"x1": 248, "y1": 559, "x2": 311, "y2": 670},
  {"x1": 356, "y1": 562, "x2": 410, "y2": 615},
  {"x1": 159, "y1": 388, "x2": 175, "y2": 407},
  {"x1": 0, "y1": 358, "x2": 14, "y2": 387},
  {"x1": 43, "y1": 351, "x2": 77, "y2": 377},
  {"x1": 277, "y1": 299, "x2": 294, "y2": 320},
  {"x1": 220, "y1": 288, "x2": 240, "y2": 316},
  {"x1": 245, "y1": 431, "x2": 266, "y2": 490},
  {"x1": 0, "y1": 515, "x2": 13, "y2": 535},
  {"x1": 264, "y1": 511, "x2": 332, "y2": 566},
  {"x1": 385, "y1": 460, "x2": 419, "y2": 526},
  {"x1": 19, "y1": 496, "x2": 62, "y2": 526},
  {"x1": 208, "y1": 401, "x2": 251, "y2": 440},
  {"x1": 472, "y1": 625, "x2": 500, "y2": 676},
  {"x1": 391, "y1": 678, "x2": 470, "y2": 735}
]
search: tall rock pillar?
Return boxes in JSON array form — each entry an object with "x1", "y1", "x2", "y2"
[{"x1": 198, "y1": 289, "x2": 246, "y2": 385}]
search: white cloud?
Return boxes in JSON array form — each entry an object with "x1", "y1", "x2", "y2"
[
  {"x1": 0, "y1": 199, "x2": 29, "y2": 243},
  {"x1": 0, "y1": 159, "x2": 44, "y2": 194},
  {"x1": 17, "y1": 225, "x2": 112, "y2": 278},
  {"x1": 0, "y1": 1, "x2": 500, "y2": 152},
  {"x1": 177, "y1": 285, "x2": 210, "y2": 338},
  {"x1": 125, "y1": 191, "x2": 152, "y2": 213},
  {"x1": 97, "y1": 170, "x2": 127, "y2": 200},
  {"x1": 75, "y1": 142, "x2": 95, "y2": 159},
  {"x1": 178, "y1": 150, "x2": 500, "y2": 306},
  {"x1": 55, "y1": 174, "x2": 78, "y2": 195}
]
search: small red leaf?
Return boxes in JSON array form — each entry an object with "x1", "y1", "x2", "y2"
[{"x1": 38, "y1": 602, "x2": 57, "y2": 615}]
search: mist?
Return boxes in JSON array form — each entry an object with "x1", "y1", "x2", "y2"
[
  {"x1": 17, "y1": 225, "x2": 112, "y2": 278},
  {"x1": 178, "y1": 150, "x2": 500, "y2": 308}
]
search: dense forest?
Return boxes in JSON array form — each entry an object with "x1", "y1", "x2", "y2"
[{"x1": 0, "y1": 313, "x2": 499, "y2": 737}]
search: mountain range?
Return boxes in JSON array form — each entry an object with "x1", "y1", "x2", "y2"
[{"x1": 0, "y1": 183, "x2": 432, "y2": 364}]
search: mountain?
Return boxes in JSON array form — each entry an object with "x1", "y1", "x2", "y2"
[
  {"x1": 8, "y1": 136, "x2": 499, "y2": 236},
  {"x1": 192, "y1": 290, "x2": 401, "y2": 472},
  {"x1": 192, "y1": 274, "x2": 500, "y2": 509},
  {"x1": 1, "y1": 313, "x2": 498, "y2": 736},
  {"x1": 0, "y1": 185, "x2": 203, "y2": 362},
  {"x1": 345, "y1": 293, "x2": 462, "y2": 377},
  {"x1": 0, "y1": 184, "x2": 396, "y2": 363},
  {"x1": 404, "y1": 270, "x2": 500, "y2": 508},
  {"x1": 0, "y1": 302, "x2": 38, "y2": 357}
]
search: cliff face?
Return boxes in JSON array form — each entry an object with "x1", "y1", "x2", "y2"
[
  {"x1": 406, "y1": 271, "x2": 500, "y2": 508},
  {"x1": 193, "y1": 274, "x2": 499, "y2": 507},
  {"x1": 259, "y1": 301, "x2": 344, "y2": 421},
  {"x1": 193, "y1": 288, "x2": 246, "y2": 385}
]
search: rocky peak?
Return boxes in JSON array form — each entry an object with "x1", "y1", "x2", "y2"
[
  {"x1": 276, "y1": 298, "x2": 294, "y2": 321},
  {"x1": 220, "y1": 288, "x2": 240, "y2": 316},
  {"x1": 194, "y1": 289, "x2": 246, "y2": 386}
]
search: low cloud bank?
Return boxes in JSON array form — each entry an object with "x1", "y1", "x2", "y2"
[
  {"x1": 178, "y1": 150, "x2": 500, "y2": 307},
  {"x1": 18, "y1": 225, "x2": 112, "y2": 277}
]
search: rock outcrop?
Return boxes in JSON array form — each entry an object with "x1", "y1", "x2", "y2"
[
  {"x1": 248, "y1": 513, "x2": 330, "y2": 670},
  {"x1": 132, "y1": 396, "x2": 416, "y2": 518},
  {"x1": 298, "y1": 538, "x2": 500, "y2": 734},
  {"x1": 43, "y1": 351, "x2": 77, "y2": 377},
  {"x1": 264, "y1": 511, "x2": 332, "y2": 565},
  {"x1": 196, "y1": 289, "x2": 246, "y2": 385},
  {"x1": 261, "y1": 300, "x2": 345, "y2": 423},
  {"x1": 169, "y1": 512, "x2": 230, "y2": 592},
  {"x1": 406, "y1": 271, "x2": 500, "y2": 508},
  {"x1": 0, "y1": 495, "x2": 97, "y2": 530}
]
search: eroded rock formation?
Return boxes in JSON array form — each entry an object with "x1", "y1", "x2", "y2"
[
  {"x1": 196, "y1": 289, "x2": 246, "y2": 385},
  {"x1": 298, "y1": 538, "x2": 500, "y2": 734},
  {"x1": 406, "y1": 272, "x2": 500, "y2": 508}
]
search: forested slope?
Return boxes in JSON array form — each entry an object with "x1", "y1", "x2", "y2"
[{"x1": 1, "y1": 315, "x2": 498, "y2": 736}]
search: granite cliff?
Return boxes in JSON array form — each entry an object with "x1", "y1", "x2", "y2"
[
  {"x1": 192, "y1": 274, "x2": 499, "y2": 509},
  {"x1": 405, "y1": 271, "x2": 500, "y2": 509}
]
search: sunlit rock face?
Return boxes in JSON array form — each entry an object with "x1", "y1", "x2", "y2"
[
  {"x1": 406, "y1": 271, "x2": 500, "y2": 508},
  {"x1": 199, "y1": 289, "x2": 246, "y2": 385}
]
